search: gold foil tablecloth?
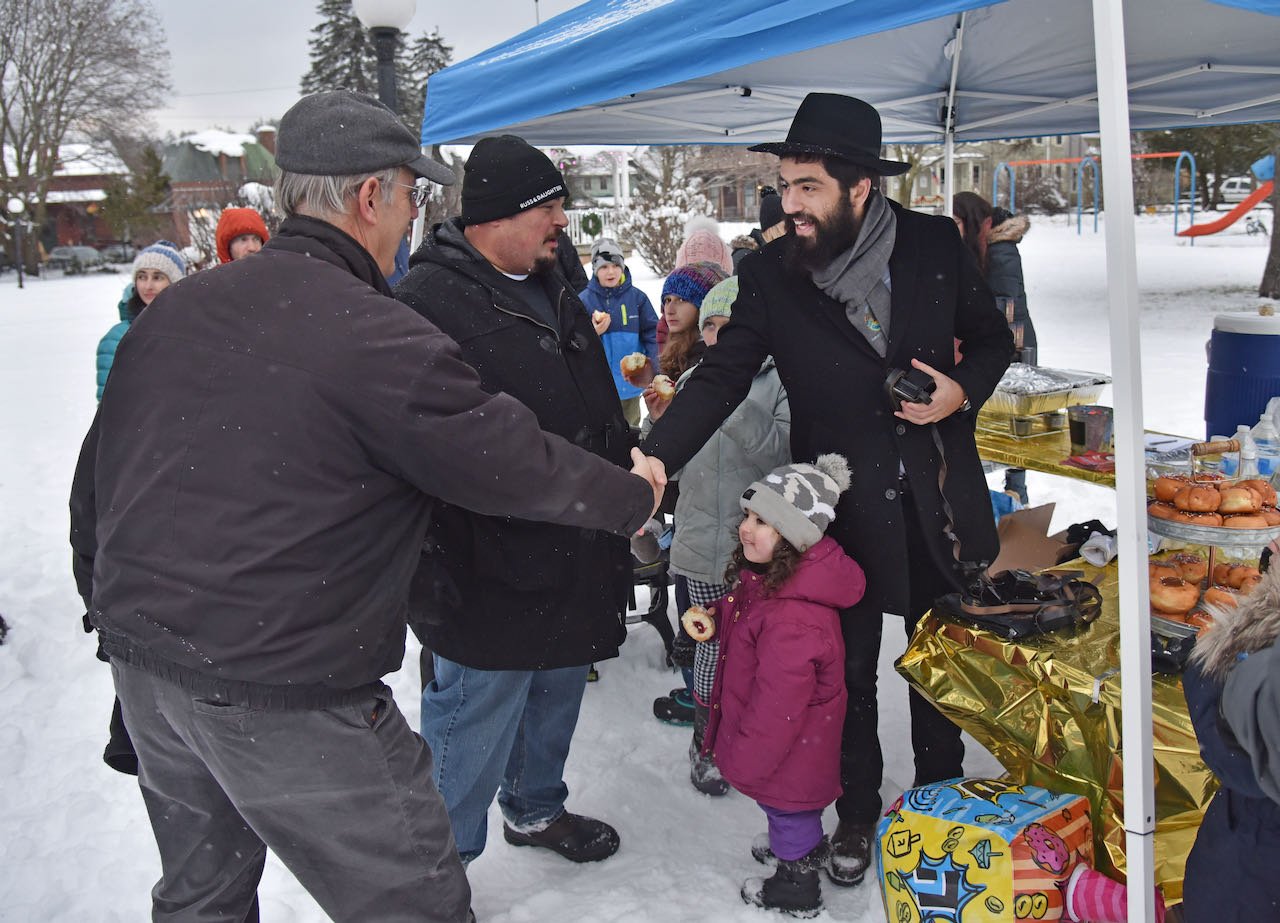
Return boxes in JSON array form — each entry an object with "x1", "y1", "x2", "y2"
[
  {"x1": 897, "y1": 559, "x2": 1215, "y2": 902},
  {"x1": 975, "y1": 421, "x2": 1116, "y2": 487}
]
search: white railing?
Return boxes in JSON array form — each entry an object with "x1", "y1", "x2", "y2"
[{"x1": 564, "y1": 207, "x2": 628, "y2": 245}]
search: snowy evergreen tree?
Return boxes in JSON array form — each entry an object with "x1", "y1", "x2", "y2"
[
  {"x1": 300, "y1": 0, "x2": 378, "y2": 99},
  {"x1": 615, "y1": 147, "x2": 714, "y2": 275},
  {"x1": 398, "y1": 30, "x2": 453, "y2": 135}
]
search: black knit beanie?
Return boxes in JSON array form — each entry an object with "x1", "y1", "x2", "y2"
[{"x1": 461, "y1": 135, "x2": 566, "y2": 225}]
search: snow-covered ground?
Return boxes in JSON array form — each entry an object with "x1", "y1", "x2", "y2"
[{"x1": 0, "y1": 210, "x2": 1272, "y2": 921}]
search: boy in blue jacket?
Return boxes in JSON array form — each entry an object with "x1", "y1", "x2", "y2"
[{"x1": 579, "y1": 237, "x2": 659, "y2": 427}]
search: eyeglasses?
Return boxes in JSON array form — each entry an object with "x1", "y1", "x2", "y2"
[{"x1": 389, "y1": 180, "x2": 430, "y2": 209}]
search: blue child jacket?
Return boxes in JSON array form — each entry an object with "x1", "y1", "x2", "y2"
[{"x1": 578, "y1": 268, "x2": 659, "y2": 400}]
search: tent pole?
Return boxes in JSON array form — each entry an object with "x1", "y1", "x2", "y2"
[
  {"x1": 1091, "y1": 0, "x2": 1156, "y2": 917},
  {"x1": 942, "y1": 13, "x2": 965, "y2": 210}
]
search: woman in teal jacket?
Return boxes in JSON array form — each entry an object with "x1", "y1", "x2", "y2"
[
  {"x1": 96, "y1": 241, "x2": 185, "y2": 400},
  {"x1": 578, "y1": 237, "x2": 658, "y2": 427}
]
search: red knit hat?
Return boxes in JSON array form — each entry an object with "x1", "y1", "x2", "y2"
[{"x1": 215, "y1": 207, "x2": 270, "y2": 264}]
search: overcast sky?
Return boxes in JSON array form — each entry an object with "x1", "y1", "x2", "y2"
[{"x1": 152, "y1": 0, "x2": 585, "y2": 136}]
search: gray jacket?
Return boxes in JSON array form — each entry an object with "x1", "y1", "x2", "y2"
[{"x1": 656, "y1": 358, "x2": 790, "y2": 585}]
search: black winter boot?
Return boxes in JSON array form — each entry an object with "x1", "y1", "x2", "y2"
[
  {"x1": 741, "y1": 839, "x2": 828, "y2": 917},
  {"x1": 827, "y1": 820, "x2": 875, "y2": 887},
  {"x1": 652, "y1": 687, "x2": 694, "y2": 725},
  {"x1": 502, "y1": 811, "x2": 620, "y2": 863},
  {"x1": 689, "y1": 703, "x2": 729, "y2": 796}
]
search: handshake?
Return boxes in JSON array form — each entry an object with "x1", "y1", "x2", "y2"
[{"x1": 629, "y1": 447, "x2": 668, "y2": 519}]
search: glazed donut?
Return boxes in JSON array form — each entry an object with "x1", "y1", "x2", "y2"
[
  {"x1": 1261, "y1": 507, "x2": 1280, "y2": 526},
  {"x1": 619, "y1": 353, "x2": 653, "y2": 385},
  {"x1": 1203, "y1": 585, "x2": 1240, "y2": 611},
  {"x1": 1149, "y1": 560, "x2": 1179, "y2": 579},
  {"x1": 1150, "y1": 575, "x2": 1199, "y2": 615},
  {"x1": 1153, "y1": 476, "x2": 1190, "y2": 502},
  {"x1": 1224, "y1": 564, "x2": 1263, "y2": 589},
  {"x1": 1183, "y1": 610, "x2": 1215, "y2": 635},
  {"x1": 1222, "y1": 513, "x2": 1270, "y2": 529},
  {"x1": 651, "y1": 374, "x2": 676, "y2": 400},
  {"x1": 1147, "y1": 501, "x2": 1178, "y2": 521},
  {"x1": 1173, "y1": 485, "x2": 1221, "y2": 512},
  {"x1": 1219, "y1": 487, "x2": 1262, "y2": 514},
  {"x1": 1238, "y1": 479, "x2": 1279, "y2": 507},
  {"x1": 1170, "y1": 552, "x2": 1208, "y2": 583},
  {"x1": 1170, "y1": 509, "x2": 1223, "y2": 527},
  {"x1": 680, "y1": 605, "x2": 716, "y2": 642}
]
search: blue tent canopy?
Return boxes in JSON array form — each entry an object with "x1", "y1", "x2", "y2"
[{"x1": 420, "y1": 0, "x2": 1280, "y2": 145}]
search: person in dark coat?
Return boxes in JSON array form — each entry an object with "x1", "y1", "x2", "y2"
[
  {"x1": 69, "y1": 92, "x2": 663, "y2": 923},
  {"x1": 556, "y1": 227, "x2": 589, "y2": 292},
  {"x1": 953, "y1": 190, "x2": 1034, "y2": 503},
  {"x1": 642, "y1": 93, "x2": 1013, "y2": 888},
  {"x1": 1182, "y1": 556, "x2": 1280, "y2": 920},
  {"x1": 394, "y1": 135, "x2": 636, "y2": 868}
]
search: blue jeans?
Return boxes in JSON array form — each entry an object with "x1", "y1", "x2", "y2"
[{"x1": 421, "y1": 656, "x2": 589, "y2": 862}]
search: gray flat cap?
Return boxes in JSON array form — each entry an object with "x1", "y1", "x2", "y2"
[{"x1": 275, "y1": 90, "x2": 454, "y2": 186}]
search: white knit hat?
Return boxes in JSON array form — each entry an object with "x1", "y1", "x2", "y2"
[
  {"x1": 740, "y1": 454, "x2": 852, "y2": 552},
  {"x1": 132, "y1": 240, "x2": 186, "y2": 284}
]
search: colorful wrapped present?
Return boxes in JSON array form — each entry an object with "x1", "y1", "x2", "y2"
[{"x1": 877, "y1": 778, "x2": 1093, "y2": 923}]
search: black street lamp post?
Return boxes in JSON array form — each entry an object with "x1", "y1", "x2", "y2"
[{"x1": 351, "y1": 0, "x2": 418, "y2": 112}]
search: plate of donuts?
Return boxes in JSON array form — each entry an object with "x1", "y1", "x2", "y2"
[
  {"x1": 1148, "y1": 553, "x2": 1262, "y2": 636},
  {"x1": 1147, "y1": 475, "x2": 1280, "y2": 546}
]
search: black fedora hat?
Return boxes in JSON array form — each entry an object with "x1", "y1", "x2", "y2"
[{"x1": 749, "y1": 93, "x2": 910, "y2": 177}]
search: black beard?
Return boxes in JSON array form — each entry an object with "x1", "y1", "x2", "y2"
[
  {"x1": 531, "y1": 254, "x2": 558, "y2": 275},
  {"x1": 784, "y1": 198, "x2": 862, "y2": 277}
]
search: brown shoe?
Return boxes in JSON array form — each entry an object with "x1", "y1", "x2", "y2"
[
  {"x1": 502, "y1": 811, "x2": 620, "y2": 863},
  {"x1": 827, "y1": 820, "x2": 874, "y2": 887}
]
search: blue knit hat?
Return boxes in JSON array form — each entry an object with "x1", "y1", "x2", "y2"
[
  {"x1": 662, "y1": 261, "x2": 728, "y2": 308},
  {"x1": 132, "y1": 240, "x2": 186, "y2": 284}
]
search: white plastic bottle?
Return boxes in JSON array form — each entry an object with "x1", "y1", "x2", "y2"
[
  {"x1": 1253, "y1": 412, "x2": 1280, "y2": 479},
  {"x1": 1237, "y1": 424, "x2": 1260, "y2": 479}
]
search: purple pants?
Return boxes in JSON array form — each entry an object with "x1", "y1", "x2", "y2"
[{"x1": 760, "y1": 803, "x2": 825, "y2": 861}]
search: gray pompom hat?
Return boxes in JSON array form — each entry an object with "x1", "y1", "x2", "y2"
[{"x1": 740, "y1": 454, "x2": 852, "y2": 552}]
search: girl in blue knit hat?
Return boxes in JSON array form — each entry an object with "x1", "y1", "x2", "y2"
[
  {"x1": 96, "y1": 241, "x2": 186, "y2": 400},
  {"x1": 657, "y1": 260, "x2": 728, "y2": 382}
]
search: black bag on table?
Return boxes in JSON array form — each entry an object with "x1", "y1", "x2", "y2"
[{"x1": 933, "y1": 569, "x2": 1103, "y2": 640}]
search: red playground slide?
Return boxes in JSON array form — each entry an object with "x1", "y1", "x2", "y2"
[{"x1": 1178, "y1": 180, "x2": 1274, "y2": 236}]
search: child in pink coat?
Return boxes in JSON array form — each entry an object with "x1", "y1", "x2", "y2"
[{"x1": 701, "y1": 454, "x2": 866, "y2": 916}]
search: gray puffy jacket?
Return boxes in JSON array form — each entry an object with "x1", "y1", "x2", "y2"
[{"x1": 659, "y1": 357, "x2": 790, "y2": 585}]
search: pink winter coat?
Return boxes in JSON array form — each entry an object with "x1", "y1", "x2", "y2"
[{"x1": 702, "y1": 536, "x2": 866, "y2": 811}]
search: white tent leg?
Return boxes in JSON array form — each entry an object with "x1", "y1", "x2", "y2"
[
  {"x1": 1091, "y1": 0, "x2": 1156, "y2": 918},
  {"x1": 944, "y1": 134, "x2": 955, "y2": 211}
]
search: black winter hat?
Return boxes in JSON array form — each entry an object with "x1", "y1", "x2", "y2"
[
  {"x1": 462, "y1": 135, "x2": 567, "y2": 225},
  {"x1": 759, "y1": 190, "x2": 784, "y2": 230},
  {"x1": 749, "y1": 93, "x2": 909, "y2": 176}
]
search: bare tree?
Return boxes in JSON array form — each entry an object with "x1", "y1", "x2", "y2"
[{"x1": 1, "y1": 0, "x2": 169, "y2": 268}]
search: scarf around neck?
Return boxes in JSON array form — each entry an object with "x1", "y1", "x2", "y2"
[{"x1": 810, "y1": 190, "x2": 897, "y2": 357}]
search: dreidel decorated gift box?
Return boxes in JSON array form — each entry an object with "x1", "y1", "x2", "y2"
[{"x1": 876, "y1": 778, "x2": 1093, "y2": 923}]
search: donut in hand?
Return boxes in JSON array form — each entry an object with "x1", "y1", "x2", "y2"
[
  {"x1": 681, "y1": 605, "x2": 716, "y2": 642},
  {"x1": 619, "y1": 353, "x2": 653, "y2": 385},
  {"x1": 652, "y1": 374, "x2": 676, "y2": 400}
]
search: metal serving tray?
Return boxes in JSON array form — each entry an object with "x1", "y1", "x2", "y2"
[{"x1": 1147, "y1": 506, "x2": 1280, "y2": 550}]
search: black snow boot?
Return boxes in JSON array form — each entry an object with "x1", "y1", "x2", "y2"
[
  {"x1": 827, "y1": 820, "x2": 875, "y2": 887},
  {"x1": 741, "y1": 839, "x2": 828, "y2": 917},
  {"x1": 652, "y1": 686, "x2": 695, "y2": 725},
  {"x1": 502, "y1": 811, "x2": 620, "y2": 863},
  {"x1": 689, "y1": 703, "x2": 729, "y2": 796}
]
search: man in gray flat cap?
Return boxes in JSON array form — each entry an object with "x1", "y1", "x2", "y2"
[{"x1": 69, "y1": 90, "x2": 666, "y2": 923}]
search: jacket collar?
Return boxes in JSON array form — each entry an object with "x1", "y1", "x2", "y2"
[{"x1": 267, "y1": 215, "x2": 392, "y2": 297}]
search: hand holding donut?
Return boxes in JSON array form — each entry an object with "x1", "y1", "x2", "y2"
[
  {"x1": 591, "y1": 310, "x2": 611, "y2": 335},
  {"x1": 681, "y1": 605, "x2": 716, "y2": 641},
  {"x1": 619, "y1": 352, "x2": 655, "y2": 388},
  {"x1": 643, "y1": 375, "x2": 675, "y2": 422}
]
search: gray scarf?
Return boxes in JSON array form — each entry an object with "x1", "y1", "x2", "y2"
[{"x1": 811, "y1": 191, "x2": 896, "y2": 357}]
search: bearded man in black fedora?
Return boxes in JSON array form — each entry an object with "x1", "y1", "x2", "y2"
[{"x1": 642, "y1": 92, "x2": 1013, "y2": 907}]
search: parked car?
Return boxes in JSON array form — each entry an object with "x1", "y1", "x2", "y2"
[
  {"x1": 44, "y1": 245, "x2": 103, "y2": 272},
  {"x1": 99, "y1": 242, "x2": 136, "y2": 263},
  {"x1": 1220, "y1": 176, "x2": 1254, "y2": 204}
]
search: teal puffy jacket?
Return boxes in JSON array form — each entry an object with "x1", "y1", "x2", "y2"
[{"x1": 96, "y1": 284, "x2": 141, "y2": 401}]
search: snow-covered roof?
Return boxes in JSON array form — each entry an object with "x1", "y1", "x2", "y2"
[
  {"x1": 45, "y1": 189, "x2": 107, "y2": 204},
  {"x1": 1, "y1": 142, "x2": 126, "y2": 177},
  {"x1": 182, "y1": 130, "x2": 258, "y2": 159}
]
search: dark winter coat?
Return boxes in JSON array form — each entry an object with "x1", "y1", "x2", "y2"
[
  {"x1": 1182, "y1": 565, "x2": 1280, "y2": 919},
  {"x1": 394, "y1": 219, "x2": 636, "y2": 671},
  {"x1": 557, "y1": 229, "x2": 589, "y2": 293},
  {"x1": 69, "y1": 216, "x2": 651, "y2": 709},
  {"x1": 985, "y1": 213, "x2": 1036, "y2": 351},
  {"x1": 703, "y1": 537, "x2": 866, "y2": 811},
  {"x1": 644, "y1": 201, "x2": 1013, "y2": 618},
  {"x1": 578, "y1": 267, "x2": 660, "y2": 400},
  {"x1": 95, "y1": 284, "x2": 141, "y2": 401}
]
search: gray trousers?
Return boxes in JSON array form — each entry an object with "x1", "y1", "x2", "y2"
[{"x1": 112, "y1": 661, "x2": 471, "y2": 923}]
